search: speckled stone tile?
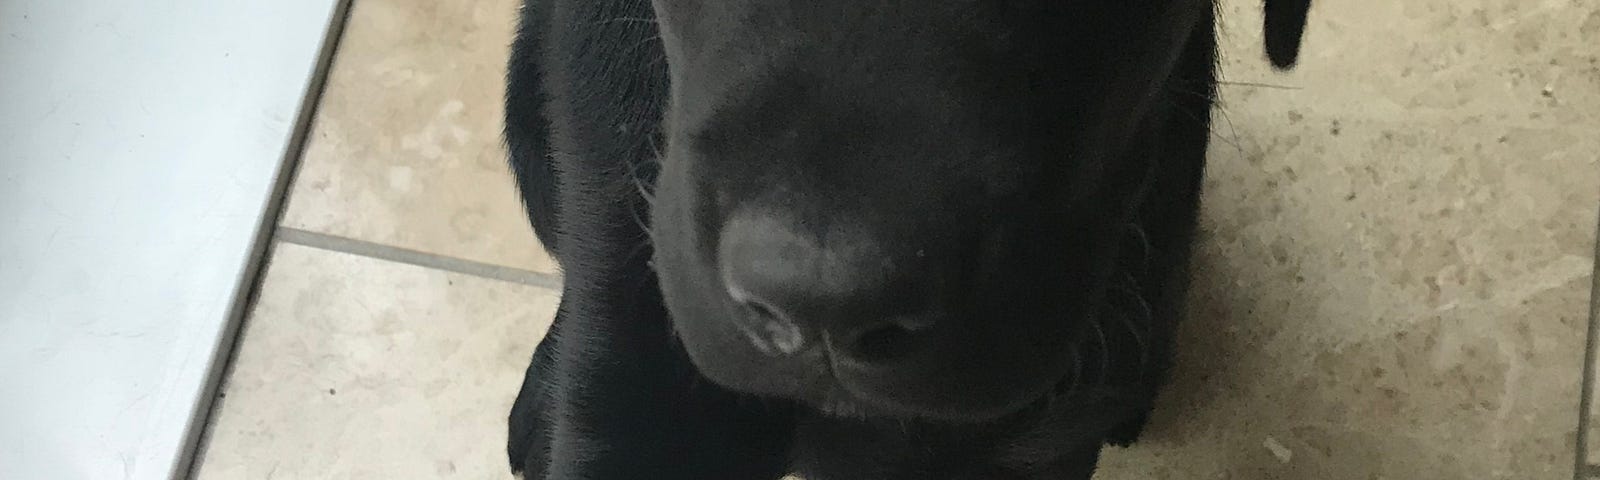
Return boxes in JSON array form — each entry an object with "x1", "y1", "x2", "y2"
[
  {"x1": 1097, "y1": 0, "x2": 1599, "y2": 478},
  {"x1": 192, "y1": 243, "x2": 557, "y2": 479},
  {"x1": 280, "y1": 0, "x2": 556, "y2": 273}
]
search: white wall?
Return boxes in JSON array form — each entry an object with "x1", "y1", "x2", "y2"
[{"x1": 0, "y1": 1, "x2": 343, "y2": 478}]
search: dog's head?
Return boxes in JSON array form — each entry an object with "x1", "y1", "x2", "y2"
[{"x1": 649, "y1": 0, "x2": 1309, "y2": 421}]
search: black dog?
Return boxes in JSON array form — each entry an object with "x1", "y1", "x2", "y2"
[{"x1": 504, "y1": 0, "x2": 1309, "y2": 478}]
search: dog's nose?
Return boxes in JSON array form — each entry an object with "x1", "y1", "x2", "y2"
[{"x1": 718, "y1": 211, "x2": 945, "y2": 361}]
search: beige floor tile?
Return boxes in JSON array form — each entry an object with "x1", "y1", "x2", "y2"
[
  {"x1": 281, "y1": 0, "x2": 557, "y2": 273},
  {"x1": 193, "y1": 243, "x2": 557, "y2": 480},
  {"x1": 1097, "y1": 0, "x2": 1599, "y2": 478}
]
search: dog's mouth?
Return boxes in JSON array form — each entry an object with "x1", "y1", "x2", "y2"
[
  {"x1": 769, "y1": 300, "x2": 1154, "y2": 424},
  {"x1": 782, "y1": 350, "x2": 1063, "y2": 422},
  {"x1": 840, "y1": 272, "x2": 1156, "y2": 423}
]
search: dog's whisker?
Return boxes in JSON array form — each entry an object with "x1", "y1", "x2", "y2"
[
  {"x1": 1089, "y1": 317, "x2": 1111, "y2": 387},
  {"x1": 628, "y1": 166, "x2": 657, "y2": 205},
  {"x1": 1110, "y1": 218, "x2": 1156, "y2": 374},
  {"x1": 1216, "y1": 79, "x2": 1301, "y2": 90},
  {"x1": 1064, "y1": 343, "x2": 1084, "y2": 399},
  {"x1": 1124, "y1": 286, "x2": 1155, "y2": 337},
  {"x1": 1123, "y1": 222, "x2": 1152, "y2": 275},
  {"x1": 622, "y1": 186, "x2": 654, "y2": 227},
  {"x1": 1191, "y1": 105, "x2": 1248, "y2": 163},
  {"x1": 618, "y1": 195, "x2": 658, "y2": 264},
  {"x1": 1110, "y1": 286, "x2": 1154, "y2": 371},
  {"x1": 1165, "y1": 86, "x2": 1248, "y2": 162},
  {"x1": 1210, "y1": 102, "x2": 1249, "y2": 164},
  {"x1": 623, "y1": 143, "x2": 661, "y2": 207},
  {"x1": 621, "y1": 33, "x2": 664, "y2": 61},
  {"x1": 626, "y1": 231, "x2": 655, "y2": 264},
  {"x1": 631, "y1": 136, "x2": 665, "y2": 201},
  {"x1": 592, "y1": 17, "x2": 658, "y2": 27},
  {"x1": 644, "y1": 134, "x2": 666, "y2": 171}
]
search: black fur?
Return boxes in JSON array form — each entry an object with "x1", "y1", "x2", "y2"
[{"x1": 504, "y1": 0, "x2": 1308, "y2": 478}]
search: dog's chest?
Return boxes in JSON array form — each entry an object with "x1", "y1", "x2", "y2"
[{"x1": 786, "y1": 401, "x2": 1127, "y2": 480}]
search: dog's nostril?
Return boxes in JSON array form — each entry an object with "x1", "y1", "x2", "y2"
[
  {"x1": 740, "y1": 298, "x2": 775, "y2": 321},
  {"x1": 845, "y1": 320, "x2": 932, "y2": 363},
  {"x1": 892, "y1": 315, "x2": 937, "y2": 333},
  {"x1": 734, "y1": 298, "x2": 807, "y2": 355},
  {"x1": 719, "y1": 210, "x2": 948, "y2": 363}
]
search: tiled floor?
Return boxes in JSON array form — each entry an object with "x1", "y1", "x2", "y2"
[
  {"x1": 192, "y1": 0, "x2": 1600, "y2": 478},
  {"x1": 191, "y1": 0, "x2": 560, "y2": 478}
]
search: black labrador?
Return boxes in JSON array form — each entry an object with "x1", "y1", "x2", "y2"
[{"x1": 504, "y1": 0, "x2": 1310, "y2": 478}]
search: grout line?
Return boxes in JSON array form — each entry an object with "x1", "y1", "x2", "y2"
[
  {"x1": 1576, "y1": 200, "x2": 1600, "y2": 480},
  {"x1": 174, "y1": 0, "x2": 357, "y2": 478},
  {"x1": 275, "y1": 227, "x2": 564, "y2": 290}
]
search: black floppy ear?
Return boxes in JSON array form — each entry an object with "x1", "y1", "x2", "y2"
[{"x1": 1263, "y1": 0, "x2": 1312, "y2": 69}]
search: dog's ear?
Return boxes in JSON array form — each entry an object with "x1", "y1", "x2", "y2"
[{"x1": 1262, "y1": 0, "x2": 1312, "y2": 69}]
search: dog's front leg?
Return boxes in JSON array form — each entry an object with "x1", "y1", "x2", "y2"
[{"x1": 513, "y1": 280, "x2": 797, "y2": 480}]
